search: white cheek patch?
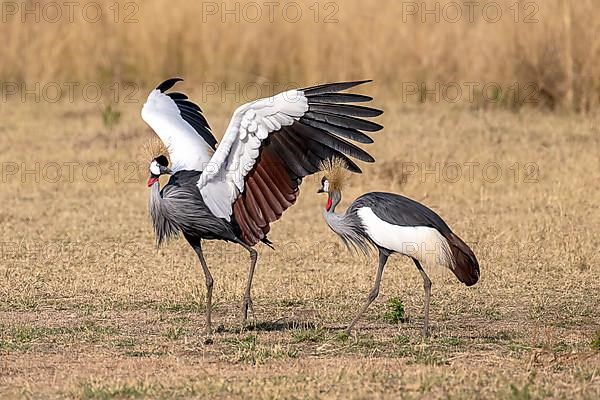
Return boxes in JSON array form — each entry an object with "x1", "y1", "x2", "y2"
[
  {"x1": 323, "y1": 180, "x2": 329, "y2": 193},
  {"x1": 150, "y1": 161, "x2": 161, "y2": 175}
]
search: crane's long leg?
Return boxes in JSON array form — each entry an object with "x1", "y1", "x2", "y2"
[
  {"x1": 412, "y1": 259, "x2": 432, "y2": 337},
  {"x1": 235, "y1": 240, "x2": 258, "y2": 325},
  {"x1": 187, "y1": 238, "x2": 214, "y2": 335},
  {"x1": 346, "y1": 249, "x2": 389, "y2": 335}
]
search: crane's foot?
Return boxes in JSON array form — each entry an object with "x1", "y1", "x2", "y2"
[
  {"x1": 202, "y1": 325, "x2": 214, "y2": 345},
  {"x1": 421, "y1": 326, "x2": 431, "y2": 339},
  {"x1": 241, "y1": 296, "x2": 255, "y2": 327},
  {"x1": 345, "y1": 317, "x2": 360, "y2": 337}
]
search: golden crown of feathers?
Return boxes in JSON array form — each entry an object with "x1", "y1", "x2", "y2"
[
  {"x1": 141, "y1": 138, "x2": 169, "y2": 163},
  {"x1": 319, "y1": 158, "x2": 350, "y2": 191}
]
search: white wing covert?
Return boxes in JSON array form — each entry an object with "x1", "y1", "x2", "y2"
[
  {"x1": 197, "y1": 89, "x2": 308, "y2": 220},
  {"x1": 141, "y1": 78, "x2": 217, "y2": 172}
]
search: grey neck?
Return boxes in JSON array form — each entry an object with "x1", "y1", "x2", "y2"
[
  {"x1": 322, "y1": 189, "x2": 373, "y2": 256},
  {"x1": 149, "y1": 181, "x2": 161, "y2": 207},
  {"x1": 328, "y1": 189, "x2": 342, "y2": 213}
]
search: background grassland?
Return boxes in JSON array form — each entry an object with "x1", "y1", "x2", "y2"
[
  {"x1": 0, "y1": 100, "x2": 599, "y2": 398},
  {"x1": 1, "y1": 0, "x2": 600, "y2": 398},
  {"x1": 2, "y1": 0, "x2": 600, "y2": 111}
]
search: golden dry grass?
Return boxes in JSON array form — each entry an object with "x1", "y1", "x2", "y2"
[
  {"x1": 0, "y1": 94, "x2": 599, "y2": 398},
  {"x1": 2, "y1": 0, "x2": 600, "y2": 111},
  {"x1": 1, "y1": 1, "x2": 600, "y2": 397}
]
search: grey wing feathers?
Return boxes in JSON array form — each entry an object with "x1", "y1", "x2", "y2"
[
  {"x1": 350, "y1": 192, "x2": 480, "y2": 286},
  {"x1": 231, "y1": 80, "x2": 383, "y2": 246},
  {"x1": 298, "y1": 80, "x2": 383, "y2": 168},
  {"x1": 350, "y1": 192, "x2": 453, "y2": 235},
  {"x1": 288, "y1": 80, "x2": 382, "y2": 173},
  {"x1": 153, "y1": 171, "x2": 238, "y2": 244}
]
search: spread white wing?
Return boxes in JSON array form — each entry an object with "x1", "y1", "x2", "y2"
[
  {"x1": 197, "y1": 89, "x2": 307, "y2": 219},
  {"x1": 197, "y1": 81, "x2": 383, "y2": 245},
  {"x1": 141, "y1": 78, "x2": 217, "y2": 172}
]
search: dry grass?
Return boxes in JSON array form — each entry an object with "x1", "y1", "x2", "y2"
[
  {"x1": 0, "y1": 95, "x2": 599, "y2": 398},
  {"x1": 1, "y1": 2, "x2": 600, "y2": 396},
  {"x1": 2, "y1": 0, "x2": 600, "y2": 111}
]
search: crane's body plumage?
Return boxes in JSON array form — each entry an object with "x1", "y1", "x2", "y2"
[
  {"x1": 141, "y1": 78, "x2": 383, "y2": 333},
  {"x1": 319, "y1": 186, "x2": 479, "y2": 336},
  {"x1": 322, "y1": 200, "x2": 373, "y2": 256},
  {"x1": 324, "y1": 191, "x2": 479, "y2": 285},
  {"x1": 149, "y1": 170, "x2": 240, "y2": 246}
]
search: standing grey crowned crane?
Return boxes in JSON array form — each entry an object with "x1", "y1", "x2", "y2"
[
  {"x1": 142, "y1": 78, "x2": 383, "y2": 334},
  {"x1": 317, "y1": 160, "x2": 479, "y2": 337}
]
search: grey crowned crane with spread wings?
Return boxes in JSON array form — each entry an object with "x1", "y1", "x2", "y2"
[
  {"x1": 317, "y1": 160, "x2": 479, "y2": 337},
  {"x1": 141, "y1": 78, "x2": 383, "y2": 334}
]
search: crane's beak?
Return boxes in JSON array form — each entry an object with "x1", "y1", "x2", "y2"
[{"x1": 317, "y1": 187, "x2": 324, "y2": 193}]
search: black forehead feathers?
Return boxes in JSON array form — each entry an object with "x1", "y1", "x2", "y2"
[
  {"x1": 321, "y1": 176, "x2": 328, "y2": 184},
  {"x1": 155, "y1": 155, "x2": 169, "y2": 167}
]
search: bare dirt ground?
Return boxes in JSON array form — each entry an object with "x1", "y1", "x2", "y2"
[{"x1": 1, "y1": 100, "x2": 599, "y2": 399}]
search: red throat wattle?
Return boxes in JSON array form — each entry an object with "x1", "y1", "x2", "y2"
[
  {"x1": 326, "y1": 197, "x2": 332, "y2": 211},
  {"x1": 147, "y1": 177, "x2": 159, "y2": 187}
]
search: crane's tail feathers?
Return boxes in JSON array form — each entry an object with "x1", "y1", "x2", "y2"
[{"x1": 447, "y1": 233, "x2": 480, "y2": 286}]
